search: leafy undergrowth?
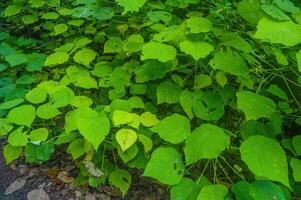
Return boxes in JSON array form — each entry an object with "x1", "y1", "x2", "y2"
[{"x1": 1, "y1": 0, "x2": 301, "y2": 199}]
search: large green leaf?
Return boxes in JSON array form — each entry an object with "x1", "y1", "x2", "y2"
[
  {"x1": 44, "y1": 52, "x2": 69, "y2": 67},
  {"x1": 209, "y1": 50, "x2": 249, "y2": 78},
  {"x1": 237, "y1": 91, "x2": 277, "y2": 120},
  {"x1": 8, "y1": 127, "x2": 28, "y2": 147},
  {"x1": 7, "y1": 105, "x2": 36, "y2": 127},
  {"x1": 237, "y1": 0, "x2": 265, "y2": 25},
  {"x1": 116, "y1": 129, "x2": 137, "y2": 152},
  {"x1": 144, "y1": 147, "x2": 184, "y2": 185},
  {"x1": 184, "y1": 124, "x2": 230, "y2": 165},
  {"x1": 290, "y1": 158, "x2": 301, "y2": 182},
  {"x1": 240, "y1": 135, "x2": 290, "y2": 188},
  {"x1": 152, "y1": 114, "x2": 190, "y2": 144},
  {"x1": 76, "y1": 108, "x2": 110, "y2": 150},
  {"x1": 157, "y1": 81, "x2": 182, "y2": 104},
  {"x1": 0, "y1": 98, "x2": 24, "y2": 110},
  {"x1": 73, "y1": 48, "x2": 97, "y2": 67},
  {"x1": 185, "y1": 16, "x2": 212, "y2": 33},
  {"x1": 109, "y1": 169, "x2": 131, "y2": 196},
  {"x1": 197, "y1": 184, "x2": 228, "y2": 200},
  {"x1": 115, "y1": 0, "x2": 147, "y2": 13},
  {"x1": 254, "y1": 17, "x2": 301, "y2": 46},
  {"x1": 3, "y1": 144, "x2": 22, "y2": 164},
  {"x1": 180, "y1": 40, "x2": 214, "y2": 61},
  {"x1": 141, "y1": 42, "x2": 177, "y2": 62}
]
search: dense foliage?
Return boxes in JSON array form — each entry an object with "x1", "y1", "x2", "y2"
[{"x1": 1, "y1": 0, "x2": 301, "y2": 199}]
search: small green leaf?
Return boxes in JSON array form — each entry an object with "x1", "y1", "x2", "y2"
[
  {"x1": 180, "y1": 90, "x2": 194, "y2": 119},
  {"x1": 73, "y1": 48, "x2": 97, "y2": 67},
  {"x1": 141, "y1": 42, "x2": 177, "y2": 62},
  {"x1": 116, "y1": 129, "x2": 138, "y2": 152},
  {"x1": 116, "y1": 0, "x2": 147, "y2": 13},
  {"x1": 185, "y1": 124, "x2": 230, "y2": 165},
  {"x1": 152, "y1": 114, "x2": 190, "y2": 144},
  {"x1": 53, "y1": 23, "x2": 68, "y2": 35},
  {"x1": 290, "y1": 158, "x2": 301, "y2": 182},
  {"x1": 3, "y1": 144, "x2": 22, "y2": 164},
  {"x1": 5, "y1": 54, "x2": 28, "y2": 67},
  {"x1": 0, "y1": 98, "x2": 24, "y2": 110},
  {"x1": 8, "y1": 105, "x2": 36, "y2": 127},
  {"x1": 140, "y1": 112, "x2": 159, "y2": 127},
  {"x1": 76, "y1": 108, "x2": 110, "y2": 150},
  {"x1": 157, "y1": 82, "x2": 182, "y2": 104},
  {"x1": 180, "y1": 40, "x2": 214, "y2": 61},
  {"x1": 29, "y1": 128, "x2": 49, "y2": 142},
  {"x1": 261, "y1": 4, "x2": 290, "y2": 21},
  {"x1": 240, "y1": 135, "x2": 290, "y2": 188},
  {"x1": 144, "y1": 147, "x2": 184, "y2": 185},
  {"x1": 36, "y1": 104, "x2": 61, "y2": 119},
  {"x1": 237, "y1": 91, "x2": 277, "y2": 120},
  {"x1": 44, "y1": 52, "x2": 69, "y2": 67},
  {"x1": 8, "y1": 127, "x2": 28, "y2": 147},
  {"x1": 194, "y1": 74, "x2": 212, "y2": 89},
  {"x1": 197, "y1": 184, "x2": 228, "y2": 200},
  {"x1": 138, "y1": 134, "x2": 153, "y2": 153},
  {"x1": 186, "y1": 16, "x2": 212, "y2": 33},
  {"x1": 109, "y1": 169, "x2": 131, "y2": 196},
  {"x1": 292, "y1": 135, "x2": 301, "y2": 156},
  {"x1": 25, "y1": 87, "x2": 48, "y2": 104}
]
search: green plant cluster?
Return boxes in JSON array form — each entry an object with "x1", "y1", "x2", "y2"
[{"x1": 1, "y1": 0, "x2": 301, "y2": 199}]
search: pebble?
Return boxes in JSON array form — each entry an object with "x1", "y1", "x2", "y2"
[
  {"x1": 4, "y1": 178, "x2": 26, "y2": 195},
  {"x1": 27, "y1": 188, "x2": 50, "y2": 200}
]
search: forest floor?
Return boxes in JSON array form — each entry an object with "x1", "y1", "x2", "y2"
[{"x1": 0, "y1": 139, "x2": 168, "y2": 200}]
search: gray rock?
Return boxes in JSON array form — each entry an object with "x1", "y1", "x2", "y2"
[
  {"x1": 4, "y1": 178, "x2": 26, "y2": 195},
  {"x1": 27, "y1": 188, "x2": 49, "y2": 200}
]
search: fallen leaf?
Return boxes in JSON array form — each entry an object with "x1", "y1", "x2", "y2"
[
  {"x1": 84, "y1": 161, "x2": 104, "y2": 178},
  {"x1": 57, "y1": 171, "x2": 75, "y2": 183}
]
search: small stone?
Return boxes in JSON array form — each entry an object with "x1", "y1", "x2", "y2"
[
  {"x1": 4, "y1": 178, "x2": 26, "y2": 195},
  {"x1": 10, "y1": 164, "x2": 17, "y2": 171},
  {"x1": 27, "y1": 188, "x2": 49, "y2": 200},
  {"x1": 28, "y1": 168, "x2": 39, "y2": 178},
  {"x1": 57, "y1": 171, "x2": 75, "y2": 183},
  {"x1": 75, "y1": 191, "x2": 82, "y2": 198},
  {"x1": 85, "y1": 193, "x2": 96, "y2": 200},
  {"x1": 96, "y1": 194, "x2": 111, "y2": 200}
]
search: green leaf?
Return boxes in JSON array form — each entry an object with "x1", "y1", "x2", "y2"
[
  {"x1": 109, "y1": 169, "x2": 131, "y2": 196},
  {"x1": 73, "y1": 48, "x2": 97, "y2": 67},
  {"x1": 184, "y1": 124, "x2": 230, "y2": 165},
  {"x1": 140, "y1": 112, "x2": 159, "y2": 127},
  {"x1": 210, "y1": 50, "x2": 249, "y2": 78},
  {"x1": 36, "y1": 104, "x2": 61, "y2": 119},
  {"x1": 22, "y1": 15, "x2": 39, "y2": 25},
  {"x1": 180, "y1": 90, "x2": 194, "y2": 119},
  {"x1": 192, "y1": 92, "x2": 225, "y2": 121},
  {"x1": 116, "y1": 0, "x2": 147, "y2": 13},
  {"x1": 5, "y1": 4, "x2": 22, "y2": 17},
  {"x1": 116, "y1": 129, "x2": 138, "y2": 152},
  {"x1": 144, "y1": 147, "x2": 184, "y2": 185},
  {"x1": 194, "y1": 74, "x2": 212, "y2": 89},
  {"x1": 254, "y1": 17, "x2": 301, "y2": 46},
  {"x1": 8, "y1": 127, "x2": 28, "y2": 147},
  {"x1": 267, "y1": 84, "x2": 288, "y2": 101},
  {"x1": 180, "y1": 40, "x2": 214, "y2": 61},
  {"x1": 41, "y1": 12, "x2": 59, "y2": 20},
  {"x1": 8, "y1": 105, "x2": 36, "y2": 127},
  {"x1": 152, "y1": 114, "x2": 190, "y2": 144},
  {"x1": 123, "y1": 34, "x2": 145, "y2": 53},
  {"x1": 138, "y1": 134, "x2": 153, "y2": 153},
  {"x1": 71, "y1": 96, "x2": 93, "y2": 108},
  {"x1": 290, "y1": 158, "x2": 301, "y2": 182},
  {"x1": 5, "y1": 53, "x2": 28, "y2": 67},
  {"x1": 0, "y1": 119, "x2": 13, "y2": 136},
  {"x1": 261, "y1": 4, "x2": 290, "y2": 21},
  {"x1": 240, "y1": 135, "x2": 290, "y2": 188},
  {"x1": 51, "y1": 87, "x2": 74, "y2": 108},
  {"x1": 53, "y1": 23, "x2": 68, "y2": 35},
  {"x1": 237, "y1": 91, "x2": 277, "y2": 120},
  {"x1": 292, "y1": 135, "x2": 301, "y2": 156},
  {"x1": 157, "y1": 82, "x2": 182, "y2": 104},
  {"x1": 3, "y1": 144, "x2": 22, "y2": 164},
  {"x1": 141, "y1": 42, "x2": 177, "y2": 62},
  {"x1": 170, "y1": 178, "x2": 201, "y2": 200},
  {"x1": 67, "y1": 139, "x2": 86, "y2": 159},
  {"x1": 76, "y1": 108, "x2": 110, "y2": 150},
  {"x1": 186, "y1": 16, "x2": 212, "y2": 33},
  {"x1": 44, "y1": 52, "x2": 69, "y2": 67},
  {"x1": 296, "y1": 50, "x2": 301, "y2": 72},
  {"x1": 135, "y1": 60, "x2": 171, "y2": 83},
  {"x1": 197, "y1": 184, "x2": 228, "y2": 200},
  {"x1": 220, "y1": 33, "x2": 252, "y2": 53},
  {"x1": 237, "y1": 0, "x2": 264, "y2": 25},
  {"x1": 112, "y1": 110, "x2": 136, "y2": 126},
  {"x1": 25, "y1": 87, "x2": 48, "y2": 104},
  {"x1": 0, "y1": 98, "x2": 24, "y2": 110},
  {"x1": 104, "y1": 37, "x2": 123, "y2": 53},
  {"x1": 273, "y1": 0, "x2": 301, "y2": 14},
  {"x1": 29, "y1": 128, "x2": 49, "y2": 142}
]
